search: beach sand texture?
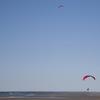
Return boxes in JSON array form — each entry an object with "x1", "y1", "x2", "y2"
[
  {"x1": 0, "y1": 96, "x2": 100, "y2": 100},
  {"x1": 0, "y1": 92, "x2": 100, "y2": 100}
]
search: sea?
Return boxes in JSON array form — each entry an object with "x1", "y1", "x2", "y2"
[{"x1": 0, "y1": 91, "x2": 100, "y2": 98}]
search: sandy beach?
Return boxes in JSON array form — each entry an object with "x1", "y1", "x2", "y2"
[{"x1": 0, "y1": 96, "x2": 100, "y2": 100}]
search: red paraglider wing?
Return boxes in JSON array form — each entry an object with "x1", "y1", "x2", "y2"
[{"x1": 83, "y1": 75, "x2": 96, "y2": 80}]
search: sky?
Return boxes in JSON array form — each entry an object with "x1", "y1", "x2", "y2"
[{"x1": 0, "y1": 0, "x2": 100, "y2": 91}]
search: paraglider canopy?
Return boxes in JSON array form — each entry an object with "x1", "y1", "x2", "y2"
[
  {"x1": 82, "y1": 75, "x2": 96, "y2": 80},
  {"x1": 58, "y1": 5, "x2": 64, "y2": 8}
]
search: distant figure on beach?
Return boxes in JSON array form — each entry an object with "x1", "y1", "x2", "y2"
[{"x1": 87, "y1": 88, "x2": 90, "y2": 92}]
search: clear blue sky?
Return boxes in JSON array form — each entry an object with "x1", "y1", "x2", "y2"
[{"x1": 0, "y1": 0, "x2": 100, "y2": 91}]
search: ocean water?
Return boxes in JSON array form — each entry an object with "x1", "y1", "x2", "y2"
[{"x1": 0, "y1": 91, "x2": 100, "y2": 97}]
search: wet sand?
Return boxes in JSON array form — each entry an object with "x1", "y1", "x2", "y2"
[
  {"x1": 0, "y1": 92, "x2": 100, "y2": 100},
  {"x1": 0, "y1": 96, "x2": 100, "y2": 100}
]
